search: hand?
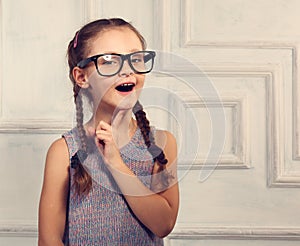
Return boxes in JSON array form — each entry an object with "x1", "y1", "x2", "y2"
[{"x1": 94, "y1": 121, "x2": 124, "y2": 167}]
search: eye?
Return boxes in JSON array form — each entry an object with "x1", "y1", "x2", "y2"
[
  {"x1": 102, "y1": 60, "x2": 115, "y2": 65},
  {"x1": 131, "y1": 55, "x2": 144, "y2": 63},
  {"x1": 98, "y1": 55, "x2": 120, "y2": 66}
]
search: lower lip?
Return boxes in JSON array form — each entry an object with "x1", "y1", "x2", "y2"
[{"x1": 115, "y1": 87, "x2": 135, "y2": 96}]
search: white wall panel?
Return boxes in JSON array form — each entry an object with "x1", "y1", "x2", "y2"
[
  {"x1": 85, "y1": 0, "x2": 154, "y2": 48},
  {"x1": 0, "y1": 0, "x2": 85, "y2": 244},
  {"x1": 0, "y1": 132, "x2": 62, "y2": 244},
  {"x1": 0, "y1": 0, "x2": 3, "y2": 119},
  {"x1": 0, "y1": 236, "x2": 37, "y2": 246},
  {"x1": 181, "y1": 0, "x2": 300, "y2": 44},
  {"x1": 1, "y1": 0, "x2": 82, "y2": 122},
  {"x1": 153, "y1": 0, "x2": 300, "y2": 244}
]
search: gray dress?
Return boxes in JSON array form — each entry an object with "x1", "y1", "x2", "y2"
[{"x1": 62, "y1": 127, "x2": 164, "y2": 246}]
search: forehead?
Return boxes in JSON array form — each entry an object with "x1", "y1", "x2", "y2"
[{"x1": 89, "y1": 27, "x2": 143, "y2": 56}]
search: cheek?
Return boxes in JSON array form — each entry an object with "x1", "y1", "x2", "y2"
[
  {"x1": 135, "y1": 78, "x2": 145, "y2": 99},
  {"x1": 87, "y1": 71, "x2": 116, "y2": 103},
  {"x1": 136, "y1": 75, "x2": 145, "y2": 88}
]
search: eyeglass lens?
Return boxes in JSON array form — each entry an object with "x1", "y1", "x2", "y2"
[{"x1": 96, "y1": 51, "x2": 154, "y2": 76}]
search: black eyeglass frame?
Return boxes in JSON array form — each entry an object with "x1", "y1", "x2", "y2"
[{"x1": 76, "y1": 50, "x2": 156, "y2": 77}]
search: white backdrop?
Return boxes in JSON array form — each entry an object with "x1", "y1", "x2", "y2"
[{"x1": 1, "y1": 0, "x2": 300, "y2": 245}]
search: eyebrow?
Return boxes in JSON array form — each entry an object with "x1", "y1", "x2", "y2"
[
  {"x1": 129, "y1": 48, "x2": 142, "y2": 52},
  {"x1": 100, "y1": 49, "x2": 143, "y2": 55}
]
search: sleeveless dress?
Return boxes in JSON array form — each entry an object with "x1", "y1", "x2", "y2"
[{"x1": 62, "y1": 127, "x2": 164, "y2": 246}]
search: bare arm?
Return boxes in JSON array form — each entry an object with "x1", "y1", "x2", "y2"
[
  {"x1": 38, "y1": 138, "x2": 70, "y2": 246},
  {"x1": 115, "y1": 130, "x2": 179, "y2": 238},
  {"x1": 96, "y1": 121, "x2": 179, "y2": 238}
]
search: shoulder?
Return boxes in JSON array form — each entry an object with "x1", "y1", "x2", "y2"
[
  {"x1": 47, "y1": 138, "x2": 69, "y2": 160},
  {"x1": 45, "y1": 138, "x2": 70, "y2": 175},
  {"x1": 154, "y1": 129, "x2": 177, "y2": 152}
]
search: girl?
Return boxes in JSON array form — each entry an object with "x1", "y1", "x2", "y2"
[{"x1": 38, "y1": 18, "x2": 179, "y2": 245}]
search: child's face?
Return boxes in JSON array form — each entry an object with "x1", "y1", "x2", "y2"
[{"x1": 85, "y1": 27, "x2": 146, "y2": 114}]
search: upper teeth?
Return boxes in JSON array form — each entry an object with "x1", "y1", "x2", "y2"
[{"x1": 121, "y1": 83, "x2": 133, "y2": 86}]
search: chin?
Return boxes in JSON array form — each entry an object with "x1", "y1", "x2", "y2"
[
  {"x1": 114, "y1": 90, "x2": 139, "y2": 110},
  {"x1": 114, "y1": 98, "x2": 137, "y2": 111}
]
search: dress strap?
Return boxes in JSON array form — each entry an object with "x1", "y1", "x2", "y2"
[{"x1": 62, "y1": 128, "x2": 80, "y2": 159}]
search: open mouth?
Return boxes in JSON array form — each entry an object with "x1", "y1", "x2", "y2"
[{"x1": 115, "y1": 83, "x2": 135, "y2": 92}]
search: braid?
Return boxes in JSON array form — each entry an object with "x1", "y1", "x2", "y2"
[
  {"x1": 72, "y1": 85, "x2": 92, "y2": 195},
  {"x1": 75, "y1": 92, "x2": 88, "y2": 151},
  {"x1": 133, "y1": 101, "x2": 174, "y2": 189},
  {"x1": 133, "y1": 101, "x2": 168, "y2": 165},
  {"x1": 134, "y1": 102, "x2": 151, "y2": 147}
]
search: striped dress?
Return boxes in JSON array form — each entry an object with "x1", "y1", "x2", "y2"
[{"x1": 62, "y1": 127, "x2": 164, "y2": 246}]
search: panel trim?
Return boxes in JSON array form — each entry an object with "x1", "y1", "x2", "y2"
[
  {"x1": 0, "y1": 223, "x2": 37, "y2": 237},
  {"x1": 83, "y1": 0, "x2": 103, "y2": 22},
  {"x1": 172, "y1": 93, "x2": 249, "y2": 170},
  {"x1": 153, "y1": 0, "x2": 171, "y2": 51},
  {"x1": 293, "y1": 44, "x2": 300, "y2": 161},
  {"x1": 180, "y1": 0, "x2": 300, "y2": 50},
  {"x1": 265, "y1": 63, "x2": 300, "y2": 187},
  {"x1": 0, "y1": 119, "x2": 72, "y2": 134},
  {"x1": 165, "y1": 224, "x2": 300, "y2": 243},
  {"x1": 2, "y1": 223, "x2": 300, "y2": 241}
]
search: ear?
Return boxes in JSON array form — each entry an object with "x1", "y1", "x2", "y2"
[{"x1": 72, "y1": 67, "x2": 89, "y2": 89}]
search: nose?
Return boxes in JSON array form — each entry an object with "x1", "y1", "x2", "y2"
[{"x1": 119, "y1": 60, "x2": 134, "y2": 77}]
